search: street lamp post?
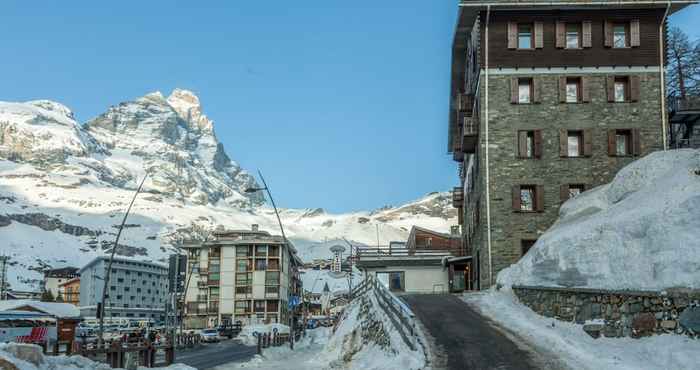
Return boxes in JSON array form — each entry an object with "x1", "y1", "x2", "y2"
[
  {"x1": 97, "y1": 174, "x2": 148, "y2": 347},
  {"x1": 245, "y1": 170, "x2": 295, "y2": 350}
]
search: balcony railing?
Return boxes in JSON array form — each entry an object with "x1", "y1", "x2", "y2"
[
  {"x1": 356, "y1": 247, "x2": 465, "y2": 259},
  {"x1": 452, "y1": 187, "x2": 464, "y2": 208},
  {"x1": 669, "y1": 95, "x2": 700, "y2": 114},
  {"x1": 461, "y1": 114, "x2": 478, "y2": 154}
]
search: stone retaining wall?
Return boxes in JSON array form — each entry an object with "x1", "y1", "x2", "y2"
[{"x1": 512, "y1": 285, "x2": 700, "y2": 338}]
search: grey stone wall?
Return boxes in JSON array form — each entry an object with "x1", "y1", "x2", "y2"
[
  {"x1": 512, "y1": 285, "x2": 700, "y2": 338},
  {"x1": 470, "y1": 71, "x2": 664, "y2": 288}
]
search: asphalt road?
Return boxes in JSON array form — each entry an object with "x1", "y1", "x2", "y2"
[
  {"x1": 174, "y1": 340, "x2": 257, "y2": 369},
  {"x1": 403, "y1": 294, "x2": 558, "y2": 370}
]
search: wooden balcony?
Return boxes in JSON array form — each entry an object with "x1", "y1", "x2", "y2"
[
  {"x1": 461, "y1": 114, "x2": 478, "y2": 154},
  {"x1": 458, "y1": 93, "x2": 474, "y2": 115},
  {"x1": 452, "y1": 135, "x2": 464, "y2": 162},
  {"x1": 452, "y1": 187, "x2": 464, "y2": 209}
]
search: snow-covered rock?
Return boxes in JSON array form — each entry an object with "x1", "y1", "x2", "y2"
[{"x1": 498, "y1": 149, "x2": 700, "y2": 291}]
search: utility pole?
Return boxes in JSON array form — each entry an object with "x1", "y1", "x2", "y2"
[
  {"x1": 98, "y1": 174, "x2": 148, "y2": 346},
  {"x1": 0, "y1": 256, "x2": 8, "y2": 300}
]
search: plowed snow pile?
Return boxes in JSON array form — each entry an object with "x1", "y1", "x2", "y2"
[{"x1": 499, "y1": 149, "x2": 700, "y2": 290}]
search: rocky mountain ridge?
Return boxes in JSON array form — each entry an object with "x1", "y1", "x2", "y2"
[{"x1": 0, "y1": 90, "x2": 457, "y2": 292}]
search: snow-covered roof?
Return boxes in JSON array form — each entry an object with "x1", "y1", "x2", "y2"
[{"x1": 0, "y1": 300, "x2": 81, "y2": 319}]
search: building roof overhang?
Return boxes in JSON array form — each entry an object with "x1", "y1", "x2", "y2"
[{"x1": 356, "y1": 256, "x2": 446, "y2": 268}]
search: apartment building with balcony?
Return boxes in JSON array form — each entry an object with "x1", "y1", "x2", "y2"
[
  {"x1": 448, "y1": 0, "x2": 696, "y2": 290},
  {"x1": 182, "y1": 225, "x2": 303, "y2": 329}
]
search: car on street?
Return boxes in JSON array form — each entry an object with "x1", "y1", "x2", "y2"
[{"x1": 200, "y1": 328, "x2": 221, "y2": 343}]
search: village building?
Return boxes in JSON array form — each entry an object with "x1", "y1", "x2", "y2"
[
  {"x1": 42, "y1": 267, "x2": 78, "y2": 299},
  {"x1": 58, "y1": 277, "x2": 80, "y2": 306},
  {"x1": 447, "y1": 0, "x2": 695, "y2": 290},
  {"x1": 78, "y1": 257, "x2": 169, "y2": 321},
  {"x1": 356, "y1": 226, "x2": 467, "y2": 294},
  {"x1": 181, "y1": 225, "x2": 303, "y2": 329}
]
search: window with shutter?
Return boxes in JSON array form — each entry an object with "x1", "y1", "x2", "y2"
[
  {"x1": 630, "y1": 75, "x2": 640, "y2": 102},
  {"x1": 518, "y1": 23, "x2": 533, "y2": 49},
  {"x1": 565, "y1": 23, "x2": 581, "y2": 49},
  {"x1": 512, "y1": 185, "x2": 521, "y2": 211},
  {"x1": 559, "y1": 129, "x2": 568, "y2": 157},
  {"x1": 581, "y1": 76, "x2": 591, "y2": 103},
  {"x1": 558, "y1": 76, "x2": 567, "y2": 103},
  {"x1": 606, "y1": 76, "x2": 615, "y2": 102},
  {"x1": 517, "y1": 130, "x2": 540, "y2": 159},
  {"x1": 508, "y1": 22, "x2": 518, "y2": 49},
  {"x1": 604, "y1": 20, "x2": 613, "y2": 47},
  {"x1": 630, "y1": 19, "x2": 640, "y2": 47},
  {"x1": 535, "y1": 185, "x2": 545, "y2": 212},
  {"x1": 613, "y1": 23, "x2": 629, "y2": 48},
  {"x1": 555, "y1": 21, "x2": 566, "y2": 48},
  {"x1": 510, "y1": 77, "x2": 519, "y2": 104},
  {"x1": 534, "y1": 22, "x2": 544, "y2": 49},
  {"x1": 565, "y1": 77, "x2": 582, "y2": 103},
  {"x1": 583, "y1": 128, "x2": 593, "y2": 157},
  {"x1": 582, "y1": 21, "x2": 592, "y2": 48},
  {"x1": 534, "y1": 130, "x2": 542, "y2": 158}
]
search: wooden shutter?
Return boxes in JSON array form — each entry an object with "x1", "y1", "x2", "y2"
[
  {"x1": 607, "y1": 129, "x2": 617, "y2": 156},
  {"x1": 582, "y1": 21, "x2": 592, "y2": 48},
  {"x1": 630, "y1": 75, "x2": 641, "y2": 102},
  {"x1": 559, "y1": 129, "x2": 568, "y2": 157},
  {"x1": 534, "y1": 130, "x2": 543, "y2": 159},
  {"x1": 555, "y1": 21, "x2": 566, "y2": 48},
  {"x1": 630, "y1": 19, "x2": 640, "y2": 47},
  {"x1": 533, "y1": 77, "x2": 542, "y2": 103},
  {"x1": 558, "y1": 76, "x2": 567, "y2": 103},
  {"x1": 632, "y1": 128, "x2": 642, "y2": 156},
  {"x1": 581, "y1": 76, "x2": 591, "y2": 103},
  {"x1": 560, "y1": 184, "x2": 570, "y2": 203},
  {"x1": 508, "y1": 22, "x2": 518, "y2": 49},
  {"x1": 510, "y1": 77, "x2": 519, "y2": 104},
  {"x1": 583, "y1": 128, "x2": 593, "y2": 157},
  {"x1": 604, "y1": 20, "x2": 613, "y2": 47},
  {"x1": 606, "y1": 76, "x2": 615, "y2": 102},
  {"x1": 517, "y1": 131, "x2": 528, "y2": 158},
  {"x1": 534, "y1": 22, "x2": 544, "y2": 49},
  {"x1": 512, "y1": 185, "x2": 521, "y2": 211},
  {"x1": 535, "y1": 185, "x2": 545, "y2": 212}
]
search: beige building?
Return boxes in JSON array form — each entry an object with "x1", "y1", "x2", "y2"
[{"x1": 182, "y1": 225, "x2": 303, "y2": 329}]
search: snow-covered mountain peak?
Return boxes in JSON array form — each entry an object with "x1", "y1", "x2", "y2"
[{"x1": 166, "y1": 88, "x2": 213, "y2": 133}]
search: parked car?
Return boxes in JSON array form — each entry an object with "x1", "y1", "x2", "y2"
[{"x1": 200, "y1": 328, "x2": 221, "y2": 343}]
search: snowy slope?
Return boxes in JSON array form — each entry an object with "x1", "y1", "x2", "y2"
[
  {"x1": 0, "y1": 91, "x2": 457, "y2": 292},
  {"x1": 498, "y1": 149, "x2": 700, "y2": 291}
]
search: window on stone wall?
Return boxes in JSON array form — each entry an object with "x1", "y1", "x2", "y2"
[
  {"x1": 521, "y1": 239, "x2": 537, "y2": 256},
  {"x1": 616, "y1": 130, "x2": 632, "y2": 156},
  {"x1": 520, "y1": 186, "x2": 535, "y2": 211},
  {"x1": 566, "y1": 77, "x2": 581, "y2": 103},
  {"x1": 614, "y1": 77, "x2": 629, "y2": 102},
  {"x1": 518, "y1": 78, "x2": 532, "y2": 104},
  {"x1": 567, "y1": 131, "x2": 583, "y2": 157}
]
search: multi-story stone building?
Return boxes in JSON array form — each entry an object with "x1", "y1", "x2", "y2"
[
  {"x1": 78, "y1": 257, "x2": 169, "y2": 321},
  {"x1": 182, "y1": 225, "x2": 303, "y2": 329},
  {"x1": 448, "y1": 0, "x2": 696, "y2": 289}
]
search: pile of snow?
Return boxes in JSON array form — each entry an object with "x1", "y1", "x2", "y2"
[
  {"x1": 0, "y1": 343, "x2": 195, "y2": 370},
  {"x1": 223, "y1": 328, "x2": 331, "y2": 369},
  {"x1": 316, "y1": 289, "x2": 425, "y2": 370},
  {"x1": 498, "y1": 149, "x2": 700, "y2": 291},
  {"x1": 463, "y1": 291, "x2": 700, "y2": 370}
]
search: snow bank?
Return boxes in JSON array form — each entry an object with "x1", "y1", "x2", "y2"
[
  {"x1": 463, "y1": 291, "x2": 700, "y2": 370},
  {"x1": 0, "y1": 343, "x2": 195, "y2": 370},
  {"x1": 498, "y1": 149, "x2": 700, "y2": 291}
]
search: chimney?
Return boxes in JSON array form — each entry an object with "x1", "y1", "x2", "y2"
[
  {"x1": 252, "y1": 224, "x2": 259, "y2": 232},
  {"x1": 450, "y1": 225, "x2": 461, "y2": 236}
]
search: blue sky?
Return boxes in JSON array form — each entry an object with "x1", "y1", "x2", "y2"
[{"x1": 1, "y1": 1, "x2": 697, "y2": 213}]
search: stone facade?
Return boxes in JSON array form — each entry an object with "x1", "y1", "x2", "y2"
[
  {"x1": 512, "y1": 286, "x2": 700, "y2": 338},
  {"x1": 468, "y1": 70, "x2": 664, "y2": 287}
]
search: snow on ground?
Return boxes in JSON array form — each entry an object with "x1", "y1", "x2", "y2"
[
  {"x1": 462, "y1": 290, "x2": 700, "y2": 370},
  {"x1": 0, "y1": 343, "x2": 195, "y2": 370},
  {"x1": 498, "y1": 149, "x2": 700, "y2": 290},
  {"x1": 237, "y1": 323, "x2": 290, "y2": 346},
  {"x1": 223, "y1": 289, "x2": 426, "y2": 370}
]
